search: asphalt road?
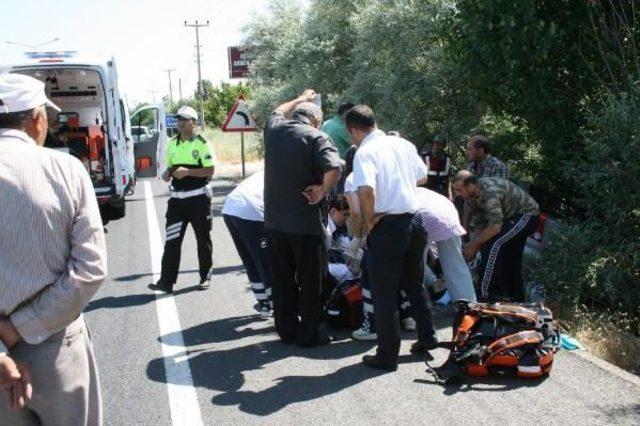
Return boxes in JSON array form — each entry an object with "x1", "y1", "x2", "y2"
[{"x1": 84, "y1": 172, "x2": 640, "y2": 426}]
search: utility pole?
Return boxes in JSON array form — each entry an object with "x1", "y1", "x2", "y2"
[
  {"x1": 184, "y1": 20, "x2": 210, "y2": 129},
  {"x1": 163, "y1": 68, "x2": 176, "y2": 104},
  {"x1": 178, "y1": 78, "x2": 183, "y2": 101},
  {"x1": 147, "y1": 89, "x2": 157, "y2": 104}
]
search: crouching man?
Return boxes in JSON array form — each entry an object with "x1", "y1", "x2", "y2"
[{"x1": 453, "y1": 171, "x2": 539, "y2": 302}]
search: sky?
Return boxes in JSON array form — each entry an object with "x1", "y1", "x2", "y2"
[{"x1": 0, "y1": 0, "x2": 272, "y2": 106}]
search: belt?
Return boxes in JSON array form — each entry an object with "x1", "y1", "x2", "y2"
[{"x1": 170, "y1": 187, "x2": 207, "y2": 199}]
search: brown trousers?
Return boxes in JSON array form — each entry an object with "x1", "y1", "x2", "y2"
[{"x1": 0, "y1": 315, "x2": 102, "y2": 426}]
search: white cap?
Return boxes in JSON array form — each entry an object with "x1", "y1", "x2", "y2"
[
  {"x1": 0, "y1": 73, "x2": 60, "y2": 114},
  {"x1": 176, "y1": 105, "x2": 198, "y2": 121}
]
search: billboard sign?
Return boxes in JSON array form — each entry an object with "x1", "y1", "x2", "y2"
[{"x1": 227, "y1": 46, "x2": 255, "y2": 79}]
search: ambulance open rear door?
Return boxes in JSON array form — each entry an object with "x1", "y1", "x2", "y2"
[{"x1": 130, "y1": 104, "x2": 167, "y2": 178}]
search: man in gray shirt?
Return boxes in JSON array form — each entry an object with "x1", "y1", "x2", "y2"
[
  {"x1": 0, "y1": 74, "x2": 106, "y2": 424},
  {"x1": 264, "y1": 89, "x2": 342, "y2": 347}
]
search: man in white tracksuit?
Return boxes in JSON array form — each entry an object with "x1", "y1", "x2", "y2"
[{"x1": 221, "y1": 170, "x2": 273, "y2": 319}]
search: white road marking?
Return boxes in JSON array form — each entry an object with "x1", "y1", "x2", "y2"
[{"x1": 144, "y1": 182, "x2": 204, "y2": 426}]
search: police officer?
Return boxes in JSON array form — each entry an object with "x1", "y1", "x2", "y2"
[{"x1": 149, "y1": 106, "x2": 216, "y2": 293}]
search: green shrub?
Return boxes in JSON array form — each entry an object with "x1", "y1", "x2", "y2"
[{"x1": 534, "y1": 88, "x2": 640, "y2": 330}]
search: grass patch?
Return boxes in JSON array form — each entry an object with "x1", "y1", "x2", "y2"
[
  {"x1": 202, "y1": 128, "x2": 262, "y2": 163},
  {"x1": 550, "y1": 303, "x2": 640, "y2": 375}
]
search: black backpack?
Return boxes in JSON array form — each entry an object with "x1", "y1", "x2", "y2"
[{"x1": 325, "y1": 280, "x2": 363, "y2": 330}]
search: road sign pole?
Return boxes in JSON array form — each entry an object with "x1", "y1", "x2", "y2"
[{"x1": 241, "y1": 132, "x2": 246, "y2": 178}]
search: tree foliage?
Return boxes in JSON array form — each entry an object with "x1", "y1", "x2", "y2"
[{"x1": 243, "y1": 0, "x2": 640, "y2": 324}]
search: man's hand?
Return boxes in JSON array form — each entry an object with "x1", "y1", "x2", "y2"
[
  {"x1": 462, "y1": 241, "x2": 480, "y2": 261},
  {"x1": 344, "y1": 237, "x2": 365, "y2": 260},
  {"x1": 302, "y1": 185, "x2": 326, "y2": 205},
  {"x1": 0, "y1": 356, "x2": 20, "y2": 391},
  {"x1": 275, "y1": 89, "x2": 316, "y2": 116},
  {"x1": 172, "y1": 167, "x2": 190, "y2": 180},
  {"x1": 0, "y1": 320, "x2": 20, "y2": 350},
  {"x1": 364, "y1": 213, "x2": 385, "y2": 234},
  {"x1": 10, "y1": 361, "x2": 32, "y2": 411},
  {"x1": 161, "y1": 169, "x2": 172, "y2": 182},
  {"x1": 298, "y1": 89, "x2": 316, "y2": 102}
]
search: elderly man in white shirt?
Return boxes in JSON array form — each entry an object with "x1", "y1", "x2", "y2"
[
  {"x1": 0, "y1": 74, "x2": 106, "y2": 424},
  {"x1": 348, "y1": 105, "x2": 437, "y2": 372}
]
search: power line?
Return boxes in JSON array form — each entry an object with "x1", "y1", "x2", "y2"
[
  {"x1": 163, "y1": 68, "x2": 176, "y2": 104},
  {"x1": 184, "y1": 20, "x2": 210, "y2": 129},
  {"x1": 6, "y1": 37, "x2": 60, "y2": 52}
]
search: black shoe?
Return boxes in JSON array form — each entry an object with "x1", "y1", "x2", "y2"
[
  {"x1": 410, "y1": 339, "x2": 439, "y2": 354},
  {"x1": 362, "y1": 355, "x2": 398, "y2": 372},
  {"x1": 148, "y1": 280, "x2": 173, "y2": 294},
  {"x1": 297, "y1": 333, "x2": 333, "y2": 348}
]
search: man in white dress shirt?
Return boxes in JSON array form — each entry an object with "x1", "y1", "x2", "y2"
[{"x1": 348, "y1": 105, "x2": 438, "y2": 371}]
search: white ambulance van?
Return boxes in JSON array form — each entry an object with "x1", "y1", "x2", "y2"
[{"x1": 1, "y1": 51, "x2": 135, "y2": 222}]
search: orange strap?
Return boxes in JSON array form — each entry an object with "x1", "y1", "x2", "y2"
[{"x1": 482, "y1": 330, "x2": 544, "y2": 364}]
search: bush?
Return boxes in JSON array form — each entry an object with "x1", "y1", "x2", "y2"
[{"x1": 534, "y1": 88, "x2": 640, "y2": 331}]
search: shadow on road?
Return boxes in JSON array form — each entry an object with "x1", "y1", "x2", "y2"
[
  {"x1": 415, "y1": 372, "x2": 548, "y2": 394},
  {"x1": 211, "y1": 359, "x2": 386, "y2": 416},
  {"x1": 147, "y1": 315, "x2": 386, "y2": 415},
  {"x1": 85, "y1": 293, "x2": 156, "y2": 312},
  {"x1": 159, "y1": 315, "x2": 274, "y2": 346},
  {"x1": 113, "y1": 265, "x2": 245, "y2": 282}
]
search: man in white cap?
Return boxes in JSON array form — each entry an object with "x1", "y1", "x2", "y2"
[
  {"x1": 0, "y1": 73, "x2": 106, "y2": 423},
  {"x1": 149, "y1": 105, "x2": 217, "y2": 293}
]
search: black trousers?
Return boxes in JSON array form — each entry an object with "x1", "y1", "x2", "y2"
[
  {"x1": 223, "y1": 214, "x2": 272, "y2": 304},
  {"x1": 266, "y1": 228, "x2": 327, "y2": 346},
  {"x1": 367, "y1": 213, "x2": 437, "y2": 365},
  {"x1": 479, "y1": 214, "x2": 540, "y2": 302},
  {"x1": 361, "y1": 249, "x2": 412, "y2": 331},
  {"x1": 160, "y1": 194, "x2": 212, "y2": 286}
]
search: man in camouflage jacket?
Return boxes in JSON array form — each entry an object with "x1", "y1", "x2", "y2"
[{"x1": 453, "y1": 174, "x2": 540, "y2": 302}]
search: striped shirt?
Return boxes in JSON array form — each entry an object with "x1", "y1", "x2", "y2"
[
  {"x1": 466, "y1": 154, "x2": 509, "y2": 179},
  {"x1": 0, "y1": 129, "x2": 107, "y2": 353}
]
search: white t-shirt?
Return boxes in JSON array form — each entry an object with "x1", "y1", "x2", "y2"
[
  {"x1": 221, "y1": 170, "x2": 264, "y2": 222},
  {"x1": 352, "y1": 130, "x2": 428, "y2": 215}
]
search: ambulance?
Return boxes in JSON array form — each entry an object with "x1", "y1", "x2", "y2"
[{"x1": 1, "y1": 51, "x2": 138, "y2": 222}]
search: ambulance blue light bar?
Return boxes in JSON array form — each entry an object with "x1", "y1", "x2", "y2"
[{"x1": 24, "y1": 51, "x2": 78, "y2": 60}]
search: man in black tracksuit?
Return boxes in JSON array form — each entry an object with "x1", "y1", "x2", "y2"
[{"x1": 263, "y1": 89, "x2": 342, "y2": 347}]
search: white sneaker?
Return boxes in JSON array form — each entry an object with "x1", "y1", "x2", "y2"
[
  {"x1": 198, "y1": 279, "x2": 211, "y2": 290},
  {"x1": 401, "y1": 317, "x2": 416, "y2": 331},
  {"x1": 352, "y1": 327, "x2": 377, "y2": 341}
]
